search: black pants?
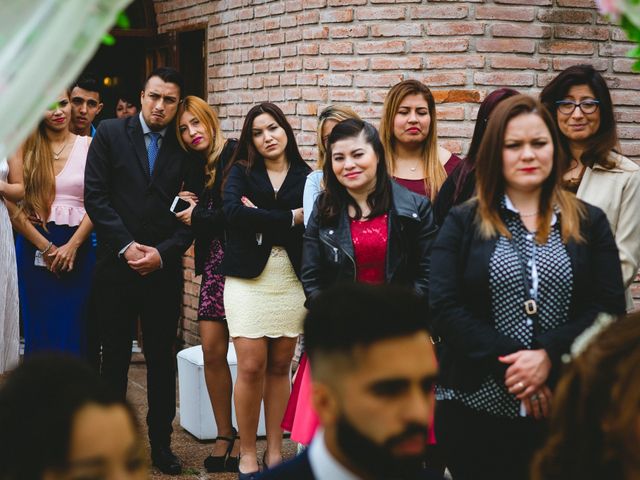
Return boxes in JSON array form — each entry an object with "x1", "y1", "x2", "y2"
[
  {"x1": 92, "y1": 265, "x2": 182, "y2": 448},
  {"x1": 435, "y1": 400, "x2": 547, "y2": 480}
]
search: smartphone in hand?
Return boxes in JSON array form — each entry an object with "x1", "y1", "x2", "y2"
[{"x1": 170, "y1": 196, "x2": 191, "y2": 214}]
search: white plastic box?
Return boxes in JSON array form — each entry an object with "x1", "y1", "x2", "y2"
[{"x1": 177, "y1": 344, "x2": 267, "y2": 440}]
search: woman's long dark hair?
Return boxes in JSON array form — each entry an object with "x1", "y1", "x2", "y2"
[
  {"x1": 318, "y1": 119, "x2": 392, "y2": 225},
  {"x1": 540, "y1": 64, "x2": 618, "y2": 169},
  {"x1": 226, "y1": 103, "x2": 306, "y2": 179},
  {"x1": 453, "y1": 88, "x2": 519, "y2": 203}
]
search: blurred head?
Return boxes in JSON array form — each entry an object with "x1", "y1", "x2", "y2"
[
  {"x1": 115, "y1": 88, "x2": 140, "y2": 119},
  {"x1": 379, "y1": 80, "x2": 444, "y2": 200},
  {"x1": 475, "y1": 95, "x2": 584, "y2": 244},
  {"x1": 540, "y1": 64, "x2": 617, "y2": 168},
  {"x1": 233, "y1": 102, "x2": 305, "y2": 171},
  {"x1": 305, "y1": 284, "x2": 437, "y2": 479},
  {"x1": 0, "y1": 355, "x2": 146, "y2": 480},
  {"x1": 140, "y1": 67, "x2": 183, "y2": 131},
  {"x1": 316, "y1": 105, "x2": 360, "y2": 167},
  {"x1": 531, "y1": 313, "x2": 640, "y2": 480},
  {"x1": 319, "y1": 119, "x2": 392, "y2": 223},
  {"x1": 70, "y1": 74, "x2": 103, "y2": 135},
  {"x1": 177, "y1": 96, "x2": 226, "y2": 189}
]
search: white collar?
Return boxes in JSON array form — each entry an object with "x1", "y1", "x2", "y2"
[
  {"x1": 503, "y1": 194, "x2": 557, "y2": 226},
  {"x1": 139, "y1": 112, "x2": 167, "y2": 138},
  {"x1": 308, "y1": 429, "x2": 360, "y2": 480}
]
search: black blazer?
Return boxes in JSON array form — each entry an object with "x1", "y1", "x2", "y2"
[
  {"x1": 301, "y1": 181, "x2": 438, "y2": 307},
  {"x1": 192, "y1": 139, "x2": 238, "y2": 276},
  {"x1": 257, "y1": 450, "x2": 445, "y2": 480},
  {"x1": 84, "y1": 115, "x2": 204, "y2": 278},
  {"x1": 429, "y1": 200, "x2": 626, "y2": 391},
  {"x1": 217, "y1": 159, "x2": 311, "y2": 279}
]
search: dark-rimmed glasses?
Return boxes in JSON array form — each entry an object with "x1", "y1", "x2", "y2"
[{"x1": 555, "y1": 99, "x2": 600, "y2": 115}]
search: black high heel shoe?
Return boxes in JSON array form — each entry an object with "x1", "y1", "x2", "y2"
[{"x1": 204, "y1": 427, "x2": 238, "y2": 473}]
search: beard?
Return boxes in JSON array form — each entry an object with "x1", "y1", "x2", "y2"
[{"x1": 335, "y1": 414, "x2": 428, "y2": 479}]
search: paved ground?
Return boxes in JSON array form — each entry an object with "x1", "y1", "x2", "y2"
[{"x1": 127, "y1": 354, "x2": 297, "y2": 480}]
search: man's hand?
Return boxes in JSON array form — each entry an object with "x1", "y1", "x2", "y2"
[
  {"x1": 123, "y1": 242, "x2": 145, "y2": 263},
  {"x1": 127, "y1": 244, "x2": 162, "y2": 275}
]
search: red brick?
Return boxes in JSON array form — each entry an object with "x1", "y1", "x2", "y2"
[
  {"x1": 297, "y1": 11, "x2": 320, "y2": 25},
  {"x1": 490, "y1": 56, "x2": 549, "y2": 70},
  {"x1": 611, "y1": 28, "x2": 635, "y2": 42},
  {"x1": 297, "y1": 73, "x2": 318, "y2": 85},
  {"x1": 555, "y1": 26, "x2": 610, "y2": 41},
  {"x1": 436, "y1": 105, "x2": 466, "y2": 121},
  {"x1": 330, "y1": 58, "x2": 369, "y2": 70},
  {"x1": 356, "y1": 7, "x2": 406, "y2": 20},
  {"x1": 371, "y1": 56, "x2": 423, "y2": 70},
  {"x1": 433, "y1": 90, "x2": 483, "y2": 104},
  {"x1": 353, "y1": 105, "x2": 384, "y2": 119},
  {"x1": 302, "y1": 88, "x2": 328, "y2": 101},
  {"x1": 285, "y1": 58, "x2": 303, "y2": 71},
  {"x1": 620, "y1": 142, "x2": 640, "y2": 157},
  {"x1": 318, "y1": 73, "x2": 353, "y2": 86},
  {"x1": 438, "y1": 122, "x2": 476, "y2": 137},
  {"x1": 328, "y1": 0, "x2": 367, "y2": 5},
  {"x1": 319, "y1": 42, "x2": 354, "y2": 54},
  {"x1": 304, "y1": 57, "x2": 329, "y2": 70},
  {"x1": 557, "y1": 0, "x2": 595, "y2": 5},
  {"x1": 553, "y1": 57, "x2": 609, "y2": 71},
  {"x1": 303, "y1": 26, "x2": 330, "y2": 40},
  {"x1": 320, "y1": 8, "x2": 354, "y2": 23},
  {"x1": 604, "y1": 75, "x2": 640, "y2": 90},
  {"x1": 285, "y1": 88, "x2": 302, "y2": 100},
  {"x1": 425, "y1": 54, "x2": 486, "y2": 69},
  {"x1": 440, "y1": 140, "x2": 464, "y2": 155},
  {"x1": 425, "y1": 22, "x2": 485, "y2": 36},
  {"x1": 248, "y1": 77, "x2": 263, "y2": 89},
  {"x1": 281, "y1": 45, "x2": 297, "y2": 57},
  {"x1": 410, "y1": 38, "x2": 468, "y2": 52},
  {"x1": 372, "y1": 23, "x2": 422, "y2": 37},
  {"x1": 476, "y1": 39, "x2": 536, "y2": 53},
  {"x1": 265, "y1": 18, "x2": 280, "y2": 30},
  {"x1": 599, "y1": 43, "x2": 635, "y2": 57},
  {"x1": 474, "y1": 72, "x2": 534, "y2": 86},
  {"x1": 539, "y1": 41, "x2": 595, "y2": 55},
  {"x1": 422, "y1": 72, "x2": 467, "y2": 86},
  {"x1": 613, "y1": 58, "x2": 639, "y2": 73},
  {"x1": 492, "y1": 24, "x2": 551, "y2": 38},
  {"x1": 328, "y1": 89, "x2": 368, "y2": 102},
  {"x1": 330, "y1": 25, "x2": 369, "y2": 38},
  {"x1": 298, "y1": 43, "x2": 320, "y2": 55},
  {"x1": 354, "y1": 74, "x2": 405, "y2": 87},
  {"x1": 411, "y1": 5, "x2": 469, "y2": 19},
  {"x1": 611, "y1": 91, "x2": 640, "y2": 106},
  {"x1": 357, "y1": 40, "x2": 406, "y2": 54},
  {"x1": 304, "y1": 0, "x2": 328, "y2": 8},
  {"x1": 475, "y1": 6, "x2": 535, "y2": 22},
  {"x1": 269, "y1": 59, "x2": 285, "y2": 72},
  {"x1": 496, "y1": 0, "x2": 551, "y2": 4},
  {"x1": 615, "y1": 110, "x2": 640, "y2": 123},
  {"x1": 538, "y1": 9, "x2": 593, "y2": 23}
]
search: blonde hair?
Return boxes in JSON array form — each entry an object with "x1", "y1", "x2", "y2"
[
  {"x1": 379, "y1": 80, "x2": 446, "y2": 201},
  {"x1": 475, "y1": 95, "x2": 585, "y2": 244},
  {"x1": 21, "y1": 124, "x2": 56, "y2": 227},
  {"x1": 316, "y1": 105, "x2": 360, "y2": 168},
  {"x1": 176, "y1": 96, "x2": 225, "y2": 189}
]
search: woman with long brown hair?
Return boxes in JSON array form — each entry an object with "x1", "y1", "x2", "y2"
[
  {"x1": 175, "y1": 96, "x2": 239, "y2": 473},
  {"x1": 12, "y1": 90, "x2": 95, "y2": 356},
  {"x1": 430, "y1": 95, "x2": 625, "y2": 479},
  {"x1": 379, "y1": 79, "x2": 460, "y2": 201}
]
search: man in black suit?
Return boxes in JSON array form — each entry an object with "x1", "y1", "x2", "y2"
[
  {"x1": 259, "y1": 284, "x2": 443, "y2": 480},
  {"x1": 84, "y1": 67, "x2": 202, "y2": 475}
]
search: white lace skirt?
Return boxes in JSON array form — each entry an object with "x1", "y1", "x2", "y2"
[{"x1": 224, "y1": 246, "x2": 306, "y2": 338}]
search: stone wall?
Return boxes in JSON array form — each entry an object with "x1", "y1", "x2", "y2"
[{"x1": 153, "y1": 0, "x2": 640, "y2": 345}]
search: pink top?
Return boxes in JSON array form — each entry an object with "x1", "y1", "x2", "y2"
[
  {"x1": 350, "y1": 214, "x2": 388, "y2": 284},
  {"x1": 394, "y1": 153, "x2": 462, "y2": 197},
  {"x1": 48, "y1": 136, "x2": 90, "y2": 227}
]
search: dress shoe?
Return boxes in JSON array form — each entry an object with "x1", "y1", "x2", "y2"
[{"x1": 151, "y1": 446, "x2": 182, "y2": 475}]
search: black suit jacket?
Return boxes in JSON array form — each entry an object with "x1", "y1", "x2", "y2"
[
  {"x1": 430, "y1": 200, "x2": 626, "y2": 391},
  {"x1": 257, "y1": 450, "x2": 445, "y2": 480},
  {"x1": 218, "y1": 159, "x2": 311, "y2": 279},
  {"x1": 84, "y1": 115, "x2": 203, "y2": 279}
]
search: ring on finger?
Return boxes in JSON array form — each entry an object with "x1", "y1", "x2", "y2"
[{"x1": 516, "y1": 381, "x2": 525, "y2": 391}]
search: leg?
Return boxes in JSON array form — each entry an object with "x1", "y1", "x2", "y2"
[
  {"x1": 200, "y1": 321, "x2": 236, "y2": 457},
  {"x1": 233, "y1": 336, "x2": 268, "y2": 474},
  {"x1": 140, "y1": 270, "x2": 181, "y2": 448},
  {"x1": 94, "y1": 276, "x2": 139, "y2": 399},
  {"x1": 263, "y1": 336, "x2": 297, "y2": 467}
]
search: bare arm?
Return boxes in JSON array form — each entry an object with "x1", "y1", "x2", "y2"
[{"x1": 0, "y1": 147, "x2": 25, "y2": 203}]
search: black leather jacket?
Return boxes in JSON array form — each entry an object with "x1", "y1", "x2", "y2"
[{"x1": 301, "y1": 181, "x2": 438, "y2": 306}]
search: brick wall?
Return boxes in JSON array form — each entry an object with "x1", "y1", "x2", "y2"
[{"x1": 154, "y1": 0, "x2": 640, "y2": 346}]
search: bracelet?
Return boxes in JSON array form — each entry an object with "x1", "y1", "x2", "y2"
[{"x1": 40, "y1": 241, "x2": 53, "y2": 255}]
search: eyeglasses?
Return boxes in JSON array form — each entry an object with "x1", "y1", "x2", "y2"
[{"x1": 555, "y1": 99, "x2": 600, "y2": 115}]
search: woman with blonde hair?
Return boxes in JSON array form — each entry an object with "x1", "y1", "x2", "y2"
[
  {"x1": 430, "y1": 95, "x2": 625, "y2": 479},
  {"x1": 175, "y1": 95, "x2": 239, "y2": 473},
  {"x1": 379, "y1": 79, "x2": 460, "y2": 201},
  {"x1": 12, "y1": 90, "x2": 95, "y2": 356},
  {"x1": 302, "y1": 105, "x2": 360, "y2": 226}
]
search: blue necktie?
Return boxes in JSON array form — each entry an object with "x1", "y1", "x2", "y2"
[{"x1": 147, "y1": 132, "x2": 161, "y2": 174}]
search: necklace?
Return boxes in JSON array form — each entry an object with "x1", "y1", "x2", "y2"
[
  {"x1": 519, "y1": 210, "x2": 539, "y2": 218},
  {"x1": 52, "y1": 138, "x2": 69, "y2": 160}
]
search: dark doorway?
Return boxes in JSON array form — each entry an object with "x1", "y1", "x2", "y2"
[{"x1": 178, "y1": 29, "x2": 206, "y2": 99}]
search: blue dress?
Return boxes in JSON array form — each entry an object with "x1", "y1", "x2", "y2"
[{"x1": 16, "y1": 136, "x2": 96, "y2": 356}]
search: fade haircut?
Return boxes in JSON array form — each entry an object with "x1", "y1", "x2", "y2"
[
  {"x1": 305, "y1": 284, "x2": 429, "y2": 383},
  {"x1": 144, "y1": 66, "x2": 184, "y2": 96},
  {"x1": 72, "y1": 73, "x2": 102, "y2": 101}
]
